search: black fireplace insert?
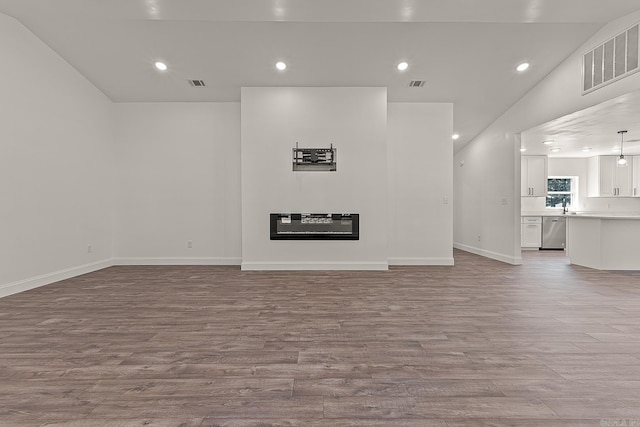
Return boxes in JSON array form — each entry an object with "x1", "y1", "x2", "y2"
[{"x1": 270, "y1": 213, "x2": 359, "y2": 240}]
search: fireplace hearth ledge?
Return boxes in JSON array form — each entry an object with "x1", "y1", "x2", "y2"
[{"x1": 241, "y1": 261, "x2": 389, "y2": 271}]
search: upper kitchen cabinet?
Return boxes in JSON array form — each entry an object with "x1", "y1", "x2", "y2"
[
  {"x1": 521, "y1": 156, "x2": 547, "y2": 197},
  {"x1": 587, "y1": 155, "x2": 633, "y2": 197}
]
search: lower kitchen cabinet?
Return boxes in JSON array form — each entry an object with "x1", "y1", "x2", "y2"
[{"x1": 521, "y1": 216, "x2": 542, "y2": 248}]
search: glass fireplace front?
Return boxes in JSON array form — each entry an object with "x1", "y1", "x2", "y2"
[{"x1": 270, "y1": 213, "x2": 359, "y2": 240}]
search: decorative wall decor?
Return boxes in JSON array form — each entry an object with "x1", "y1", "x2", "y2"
[{"x1": 292, "y1": 142, "x2": 336, "y2": 171}]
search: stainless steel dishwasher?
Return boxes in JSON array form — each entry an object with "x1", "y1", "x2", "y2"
[{"x1": 541, "y1": 216, "x2": 567, "y2": 249}]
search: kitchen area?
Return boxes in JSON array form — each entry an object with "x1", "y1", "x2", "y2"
[
  {"x1": 520, "y1": 89, "x2": 640, "y2": 270},
  {"x1": 521, "y1": 155, "x2": 569, "y2": 251}
]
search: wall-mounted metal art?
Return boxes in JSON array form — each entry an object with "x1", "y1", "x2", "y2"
[{"x1": 292, "y1": 142, "x2": 336, "y2": 171}]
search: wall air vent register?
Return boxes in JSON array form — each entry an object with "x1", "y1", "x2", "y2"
[{"x1": 583, "y1": 23, "x2": 639, "y2": 93}]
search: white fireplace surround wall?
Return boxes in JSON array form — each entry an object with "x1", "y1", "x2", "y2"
[{"x1": 240, "y1": 87, "x2": 389, "y2": 270}]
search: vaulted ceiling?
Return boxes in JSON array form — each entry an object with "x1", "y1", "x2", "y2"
[{"x1": 1, "y1": 0, "x2": 639, "y2": 151}]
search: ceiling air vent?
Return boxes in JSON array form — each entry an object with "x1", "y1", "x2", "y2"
[
  {"x1": 408, "y1": 80, "x2": 426, "y2": 88},
  {"x1": 583, "y1": 23, "x2": 639, "y2": 94},
  {"x1": 188, "y1": 79, "x2": 206, "y2": 87}
]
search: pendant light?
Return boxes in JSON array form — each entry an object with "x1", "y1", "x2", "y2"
[{"x1": 617, "y1": 130, "x2": 628, "y2": 167}]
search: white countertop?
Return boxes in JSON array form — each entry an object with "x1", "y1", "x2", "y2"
[
  {"x1": 521, "y1": 212, "x2": 570, "y2": 217},
  {"x1": 565, "y1": 213, "x2": 640, "y2": 220},
  {"x1": 522, "y1": 212, "x2": 640, "y2": 219}
]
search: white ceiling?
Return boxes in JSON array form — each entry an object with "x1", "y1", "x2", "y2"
[
  {"x1": 522, "y1": 88, "x2": 640, "y2": 158},
  {"x1": 1, "y1": 0, "x2": 639, "y2": 151}
]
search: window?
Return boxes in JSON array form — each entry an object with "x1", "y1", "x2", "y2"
[{"x1": 546, "y1": 177, "x2": 576, "y2": 208}]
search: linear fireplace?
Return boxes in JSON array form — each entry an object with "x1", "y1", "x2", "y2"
[{"x1": 270, "y1": 213, "x2": 359, "y2": 240}]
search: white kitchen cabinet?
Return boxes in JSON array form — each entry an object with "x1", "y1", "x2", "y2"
[
  {"x1": 521, "y1": 216, "x2": 542, "y2": 248},
  {"x1": 521, "y1": 156, "x2": 547, "y2": 197},
  {"x1": 587, "y1": 155, "x2": 633, "y2": 197}
]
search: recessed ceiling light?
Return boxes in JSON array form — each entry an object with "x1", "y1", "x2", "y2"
[
  {"x1": 275, "y1": 61, "x2": 287, "y2": 71},
  {"x1": 550, "y1": 147, "x2": 561, "y2": 152},
  {"x1": 516, "y1": 62, "x2": 530, "y2": 72},
  {"x1": 542, "y1": 140, "x2": 554, "y2": 145},
  {"x1": 397, "y1": 62, "x2": 409, "y2": 71},
  {"x1": 520, "y1": 147, "x2": 527, "y2": 152},
  {"x1": 154, "y1": 61, "x2": 168, "y2": 71},
  {"x1": 452, "y1": 133, "x2": 460, "y2": 140},
  {"x1": 582, "y1": 147, "x2": 592, "y2": 152}
]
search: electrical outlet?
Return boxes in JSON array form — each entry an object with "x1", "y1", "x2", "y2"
[
  {"x1": 443, "y1": 197, "x2": 449, "y2": 204},
  {"x1": 187, "y1": 240, "x2": 193, "y2": 249},
  {"x1": 501, "y1": 197, "x2": 508, "y2": 205},
  {"x1": 87, "y1": 244, "x2": 92, "y2": 253},
  {"x1": 477, "y1": 235, "x2": 481, "y2": 242}
]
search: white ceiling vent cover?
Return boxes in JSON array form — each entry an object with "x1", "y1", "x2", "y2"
[
  {"x1": 408, "y1": 80, "x2": 426, "y2": 88},
  {"x1": 188, "y1": 79, "x2": 206, "y2": 87},
  {"x1": 583, "y1": 23, "x2": 639, "y2": 94}
]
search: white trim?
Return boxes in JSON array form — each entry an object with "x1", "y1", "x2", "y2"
[
  {"x1": 388, "y1": 257, "x2": 454, "y2": 266},
  {"x1": 454, "y1": 243, "x2": 523, "y2": 265},
  {"x1": 241, "y1": 261, "x2": 389, "y2": 271},
  {"x1": 113, "y1": 257, "x2": 242, "y2": 266},
  {"x1": 0, "y1": 259, "x2": 113, "y2": 299}
]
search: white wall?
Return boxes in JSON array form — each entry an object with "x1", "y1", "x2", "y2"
[
  {"x1": 0, "y1": 13, "x2": 115, "y2": 297},
  {"x1": 455, "y1": 10, "x2": 640, "y2": 264},
  {"x1": 454, "y1": 129, "x2": 522, "y2": 264},
  {"x1": 115, "y1": 99, "x2": 453, "y2": 269},
  {"x1": 387, "y1": 103, "x2": 454, "y2": 265},
  {"x1": 241, "y1": 87, "x2": 388, "y2": 270},
  {"x1": 114, "y1": 103, "x2": 241, "y2": 264},
  {"x1": 0, "y1": 13, "x2": 459, "y2": 292}
]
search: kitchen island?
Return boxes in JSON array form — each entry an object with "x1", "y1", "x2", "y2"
[{"x1": 567, "y1": 214, "x2": 640, "y2": 270}]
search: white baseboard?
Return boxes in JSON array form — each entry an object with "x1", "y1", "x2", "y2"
[
  {"x1": 0, "y1": 259, "x2": 113, "y2": 299},
  {"x1": 241, "y1": 261, "x2": 389, "y2": 271},
  {"x1": 454, "y1": 243, "x2": 523, "y2": 265},
  {"x1": 388, "y1": 257, "x2": 455, "y2": 266},
  {"x1": 113, "y1": 257, "x2": 242, "y2": 266}
]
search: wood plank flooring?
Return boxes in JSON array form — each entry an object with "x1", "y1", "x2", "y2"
[{"x1": 1, "y1": 249, "x2": 640, "y2": 426}]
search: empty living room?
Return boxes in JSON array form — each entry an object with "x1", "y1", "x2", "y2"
[{"x1": 3, "y1": 1, "x2": 640, "y2": 425}]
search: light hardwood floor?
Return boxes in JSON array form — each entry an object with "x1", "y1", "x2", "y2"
[{"x1": 1, "y1": 250, "x2": 640, "y2": 426}]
